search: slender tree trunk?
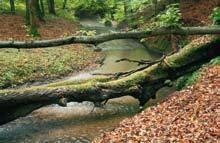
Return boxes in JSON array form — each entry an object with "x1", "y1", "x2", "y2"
[
  {"x1": 9, "y1": 0, "x2": 15, "y2": 14},
  {"x1": 62, "y1": 0, "x2": 67, "y2": 9},
  {"x1": 36, "y1": 0, "x2": 44, "y2": 21},
  {"x1": 39, "y1": 0, "x2": 45, "y2": 18},
  {"x1": 47, "y1": 0, "x2": 56, "y2": 15},
  {"x1": 124, "y1": 0, "x2": 129, "y2": 19},
  {"x1": 25, "y1": 0, "x2": 30, "y2": 25},
  {"x1": 29, "y1": 0, "x2": 39, "y2": 27},
  {"x1": 152, "y1": 0, "x2": 158, "y2": 15}
]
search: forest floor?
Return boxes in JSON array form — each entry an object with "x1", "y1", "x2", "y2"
[
  {"x1": 0, "y1": 15, "x2": 79, "y2": 40},
  {"x1": 94, "y1": 62, "x2": 220, "y2": 143},
  {"x1": 0, "y1": 14, "x2": 103, "y2": 89}
]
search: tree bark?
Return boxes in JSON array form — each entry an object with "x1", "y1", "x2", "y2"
[
  {"x1": 0, "y1": 36, "x2": 220, "y2": 124},
  {"x1": 9, "y1": 0, "x2": 15, "y2": 14},
  {"x1": 25, "y1": 0, "x2": 30, "y2": 25},
  {"x1": 29, "y1": 0, "x2": 40, "y2": 27},
  {"x1": 36, "y1": 0, "x2": 44, "y2": 21},
  {"x1": 1, "y1": 26, "x2": 220, "y2": 48},
  {"x1": 47, "y1": 0, "x2": 56, "y2": 15},
  {"x1": 40, "y1": 0, "x2": 45, "y2": 17},
  {"x1": 62, "y1": 0, "x2": 67, "y2": 9}
]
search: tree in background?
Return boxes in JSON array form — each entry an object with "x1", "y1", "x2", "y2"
[
  {"x1": 39, "y1": 0, "x2": 45, "y2": 17},
  {"x1": 62, "y1": 0, "x2": 68, "y2": 9},
  {"x1": 47, "y1": 0, "x2": 56, "y2": 15},
  {"x1": 9, "y1": 0, "x2": 15, "y2": 14},
  {"x1": 25, "y1": 0, "x2": 43, "y2": 37},
  {"x1": 29, "y1": 0, "x2": 39, "y2": 27}
]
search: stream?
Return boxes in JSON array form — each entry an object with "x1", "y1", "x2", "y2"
[{"x1": 0, "y1": 18, "x2": 175, "y2": 143}]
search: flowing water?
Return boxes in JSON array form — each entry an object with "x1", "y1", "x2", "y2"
[{"x1": 0, "y1": 18, "x2": 175, "y2": 143}]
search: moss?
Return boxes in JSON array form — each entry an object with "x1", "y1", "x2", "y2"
[
  {"x1": 175, "y1": 71, "x2": 200, "y2": 90},
  {"x1": 0, "y1": 45, "x2": 103, "y2": 89},
  {"x1": 166, "y1": 36, "x2": 217, "y2": 68},
  {"x1": 175, "y1": 56, "x2": 220, "y2": 90},
  {"x1": 209, "y1": 56, "x2": 220, "y2": 65},
  {"x1": 47, "y1": 76, "x2": 111, "y2": 87}
]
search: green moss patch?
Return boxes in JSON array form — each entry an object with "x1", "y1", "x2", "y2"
[{"x1": 0, "y1": 45, "x2": 103, "y2": 89}]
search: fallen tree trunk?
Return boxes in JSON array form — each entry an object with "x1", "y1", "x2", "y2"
[
  {"x1": 1, "y1": 26, "x2": 220, "y2": 48},
  {"x1": 0, "y1": 36, "x2": 220, "y2": 124}
]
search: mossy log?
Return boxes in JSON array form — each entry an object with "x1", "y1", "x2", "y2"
[
  {"x1": 0, "y1": 36, "x2": 220, "y2": 125},
  {"x1": 1, "y1": 26, "x2": 220, "y2": 48}
]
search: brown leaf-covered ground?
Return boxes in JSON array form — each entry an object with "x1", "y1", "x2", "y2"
[
  {"x1": 180, "y1": 0, "x2": 220, "y2": 26},
  {"x1": 94, "y1": 64, "x2": 220, "y2": 143},
  {"x1": 0, "y1": 15, "x2": 79, "y2": 40}
]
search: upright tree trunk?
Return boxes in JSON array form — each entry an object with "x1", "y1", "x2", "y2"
[
  {"x1": 62, "y1": 0, "x2": 67, "y2": 9},
  {"x1": 124, "y1": 0, "x2": 129, "y2": 19},
  {"x1": 9, "y1": 0, "x2": 15, "y2": 14},
  {"x1": 29, "y1": 0, "x2": 39, "y2": 27},
  {"x1": 39, "y1": 0, "x2": 45, "y2": 18},
  {"x1": 25, "y1": 0, "x2": 30, "y2": 25},
  {"x1": 47, "y1": 0, "x2": 56, "y2": 15},
  {"x1": 36, "y1": 0, "x2": 44, "y2": 21},
  {"x1": 152, "y1": 0, "x2": 158, "y2": 15}
]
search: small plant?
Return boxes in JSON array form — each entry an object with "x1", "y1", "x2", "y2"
[
  {"x1": 25, "y1": 25, "x2": 41, "y2": 38},
  {"x1": 175, "y1": 71, "x2": 200, "y2": 90},
  {"x1": 155, "y1": 3, "x2": 181, "y2": 28},
  {"x1": 30, "y1": 26, "x2": 41, "y2": 38},
  {"x1": 209, "y1": 7, "x2": 220, "y2": 25},
  {"x1": 76, "y1": 30, "x2": 96, "y2": 36}
]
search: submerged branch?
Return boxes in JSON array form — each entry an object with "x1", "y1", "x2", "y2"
[{"x1": 94, "y1": 55, "x2": 166, "y2": 78}]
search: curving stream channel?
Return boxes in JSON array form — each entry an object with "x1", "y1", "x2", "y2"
[{"x1": 0, "y1": 18, "x2": 175, "y2": 143}]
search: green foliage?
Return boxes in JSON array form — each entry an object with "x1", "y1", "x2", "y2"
[
  {"x1": 30, "y1": 26, "x2": 41, "y2": 37},
  {"x1": 209, "y1": 56, "x2": 220, "y2": 65},
  {"x1": 209, "y1": 7, "x2": 220, "y2": 25},
  {"x1": 113, "y1": 4, "x2": 125, "y2": 22},
  {"x1": 74, "y1": 0, "x2": 111, "y2": 18},
  {"x1": 175, "y1": 71, "x2": 200, "y2": 90},
  {"x1": 129, "y1": 0, "x2": 151, "y2": 12},
  {"x1": 175, "y1": 56, "x2": 220, "y2": 90},
  {"x1": 0, "y1": 0, "x2": 25, "y2": 14},
  {"x1": 155, "y1": 3, "x2": 181, "y2": 28},
  {"x1": 0, "y1": 47, "x2": 103, "y2": 89}
]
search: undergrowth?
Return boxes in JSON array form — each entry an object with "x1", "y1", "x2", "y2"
[
  {"x1": 0, "y1": 46, "x2": 102, "y2": 89},
  {"x1": 175, "y1": 56, "x2": 220, "y2": 90}
]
